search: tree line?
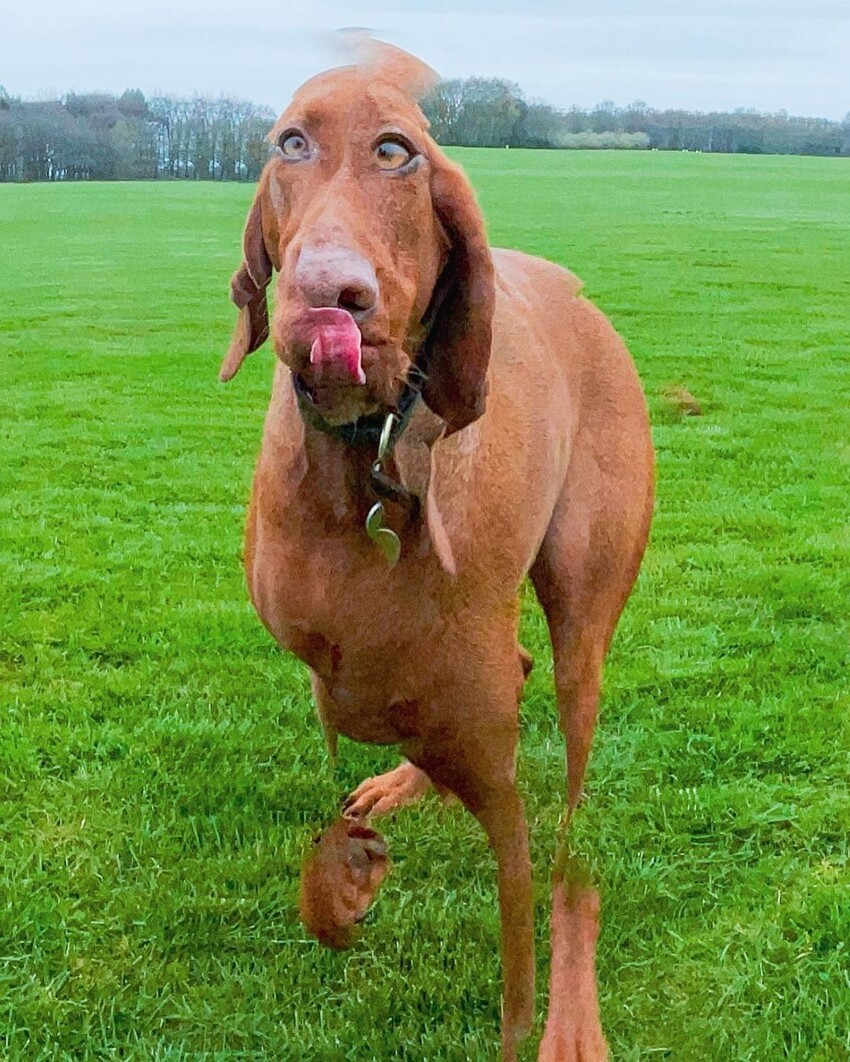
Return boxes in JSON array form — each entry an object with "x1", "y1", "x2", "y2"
[
  {"x1": 422, "y1": 78, "x2": 850, "y2": 155},
  {"x1": 1, "y1": 79, "x2": 848, "y2": 182},
  {"x1": 0, "y1": 88, "x2": 274, "y2": 182}
]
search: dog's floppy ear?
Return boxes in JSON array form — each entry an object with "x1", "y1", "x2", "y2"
[
  {"x1": 421, "y1": 156, "x2": 495, "y2": 434},
  {"x1": 219, "y1": 194, "x2": 273, "y2": 382}
]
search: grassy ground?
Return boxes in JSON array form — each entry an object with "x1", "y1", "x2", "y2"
[{"x1": 1, "y1": 151, "x2": 848, "y2": 1060}]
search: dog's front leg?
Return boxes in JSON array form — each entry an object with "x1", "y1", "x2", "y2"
[
  {"x1": 404, "y1": 715, "x2": 534, "y2": 1061},
  {"x1": 538, "y1": 866, "x2": 608, "y2": 1061},
  {"x1": 478, "y1": 785, "x2": 535, "y2": 1061}
]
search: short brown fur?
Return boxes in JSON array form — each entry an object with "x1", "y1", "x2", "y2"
[{"x1": 221, "y1": 42, "x2": 653, "y2": 1060}]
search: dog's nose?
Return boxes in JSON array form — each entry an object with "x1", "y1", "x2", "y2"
[{"x1": 295, "y1": 246, "x2": 378, "y2": 322}]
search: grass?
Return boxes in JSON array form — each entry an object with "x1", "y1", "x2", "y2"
[{"x1": 1, "y1": 150, "x2": 848, "y2": 1059}]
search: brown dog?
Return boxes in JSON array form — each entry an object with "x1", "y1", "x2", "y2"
[{"x1": 220, "y1": 40, "x2": 653, "y2": 1060}]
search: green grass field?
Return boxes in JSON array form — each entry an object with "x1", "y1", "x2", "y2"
[{"x1": 1, "y1": 150, "x2": 848, "y2": 1059}]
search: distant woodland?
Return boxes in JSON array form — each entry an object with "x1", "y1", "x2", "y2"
[
  {"x1": 1, "y1": 79, "x2": 847, "y2": 182},
  {"x1": 0, "y1": 90, "x2": 274, "y2": 182},
  {"x1": 424, "y1": 79, "x2": 850, "y2": 155}
]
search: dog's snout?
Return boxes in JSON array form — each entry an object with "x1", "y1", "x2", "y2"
[{"x1": 295, "y1": 247, "x2": 378, "y2": 321}]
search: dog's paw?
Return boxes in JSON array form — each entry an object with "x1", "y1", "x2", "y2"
[
  {"x1": 343, "y1": 761, "x2": 431, "y2": 818},
  {"x1": 299, "y1": 817, "x2": 390, "y2": 949},
  {"x1": 538, "y1": 1024, "x2": 608, "y2": 1062}
]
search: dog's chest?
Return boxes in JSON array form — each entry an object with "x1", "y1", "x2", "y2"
[{"x1": 250, "y1": 532, "x2": 446, "y2": 743}]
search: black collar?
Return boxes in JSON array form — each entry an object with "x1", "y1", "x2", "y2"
[{"x1": 292, "y1": 365, "x2": 425, "y2": 451}]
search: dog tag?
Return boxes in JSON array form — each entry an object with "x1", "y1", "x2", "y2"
[
  {"x1": 365, "y1": 501, "x2": 401, "y2": 568},
  {"x1": 373, "y1": 527, "x2": 401, "y2": 567},
  {"x1": 365, "y1": 501, "x2": 385, "y2": 538}
]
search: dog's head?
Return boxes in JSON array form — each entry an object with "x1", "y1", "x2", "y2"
[{"x1": 220, "y1": 41, "x2": 495, "y2": 434}]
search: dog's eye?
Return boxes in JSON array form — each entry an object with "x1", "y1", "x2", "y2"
[
  {"x1": 375, "y1": 138, "x2": 413, "y2": 171},
  {"x1": 278, "y1": 131, "x2": 310, "y2": 160}
]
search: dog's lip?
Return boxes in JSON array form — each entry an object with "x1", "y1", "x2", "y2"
[{"x1": 293, "y1": 371, "x2": 381, "y2": 418}]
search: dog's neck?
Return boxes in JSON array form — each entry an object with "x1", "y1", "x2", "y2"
[
  {"x1": 300, "y1": 426, "x2": 384, "y2": 517},
  {"x1": 294, "y1": 392, "x2": 443, "y2": 553}
]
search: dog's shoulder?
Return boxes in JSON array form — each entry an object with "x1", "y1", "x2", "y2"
[
  {"x1": 487, "y1": 246, "x2": 635, "y2": 394},
  {"x1": 489, "y1": 246, "x2": 590, "y2": 374},
  {"x1": 491, "y1": 246, "x2": 584, "y2": 307}
]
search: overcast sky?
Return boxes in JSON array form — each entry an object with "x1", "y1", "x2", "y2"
[{"x1": 4, "y1": 0, "x2": 849, "y2": 119}]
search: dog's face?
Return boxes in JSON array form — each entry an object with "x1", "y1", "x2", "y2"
[
  {"x1": 220, "y1": 46, "x2": 496, "y2": 434},
  {"x1": 264, "y1": 70, "x2": 446, "y2": 425}
]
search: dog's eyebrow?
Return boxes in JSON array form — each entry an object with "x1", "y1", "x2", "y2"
[
  {"x1": 270, "y1": 113, "x2": 312, "y2": 135},
  {"x1": 372, "y1": 126, "x2": 425, "y2": 151},
  {"x1": 270, "y1": 100, "x2": 337, "y2": 135}
]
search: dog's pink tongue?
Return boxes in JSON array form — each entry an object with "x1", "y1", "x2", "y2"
[{"x1": 308, "y1": 308, "x2": 365, "y2": 384}]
